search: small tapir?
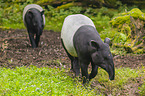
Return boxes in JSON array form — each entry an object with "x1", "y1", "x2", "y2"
[
  {"x1": 61, "y1": 14, "x2": 115, "y2": 84},
  {"x1": 23, "y1": 4, "x2": 45, "y2": 48}
]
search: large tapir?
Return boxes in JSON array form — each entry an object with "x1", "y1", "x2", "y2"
[
  {"x1": 61, "y1": 14, "x2": 115, "y2": 84},
  {"x1": 23, "y1": 4, "x2": 45, "y2": 48}
]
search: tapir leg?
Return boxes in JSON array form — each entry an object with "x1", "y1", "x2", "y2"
[
  {"x1": 89, "y1": 62, "x2": 98, "y2": 80},
  {"x1": 28, "y1": 33, "x2": 37, "y2": 48},
  {"x1": 61, "y1": 39, "x2": 80, "y2": 74},
  {"x1": 35, "y1": 34, "x2": 40, "y2": 47},
  {"x1": 72, "y1": 57, "x2": 80, "y2": 76},
  {"x1": 79, "y1": 59, "x2": 89, "y2": 84}
]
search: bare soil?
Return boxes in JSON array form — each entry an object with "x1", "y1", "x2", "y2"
[
  {"x1": 0, "y1": 29, "x2": 144, "y2": 68},
  {"x1": 0, "y1": 29, "x2": 145, "y2": 95}
]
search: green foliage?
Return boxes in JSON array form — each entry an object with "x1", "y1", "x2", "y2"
[
  {"x1": 44, "y1": 6, "x2": 113, "y2": 32},
  {"x1": 0, "y1": 66, "x2": 95, "y2": 95},
  {"x1": 44, "y1": 6, "x2": 84, "y2": 31},
  {"x1": 0, "y1": 1, "x2": 27, "y2": 29},
  {"x1": 87, "y1": 8, "x2": 111, "y2": 32}
]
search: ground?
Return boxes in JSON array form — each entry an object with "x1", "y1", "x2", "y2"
[
  {"x1": 0, "y1": 29, "x2": 145, "y2": 95},
  {"x1": 0, "y1": 29, "x2": 144, "y2": 68}
]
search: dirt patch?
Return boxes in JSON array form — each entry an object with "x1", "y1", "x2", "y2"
[
  {"x1": 0, "y1": 29, "x2": 69, "y2": 68},
  {"x1": 114, "y1": 54, "x2": 145, "y2": 68},
  {"x1": 0, "y1": 29, "x2": 144, "y2": 69}
]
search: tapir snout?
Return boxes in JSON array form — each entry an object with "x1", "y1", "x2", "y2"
[{"x1": 108, "y1": 63, "x2": 115, "y2": 80}]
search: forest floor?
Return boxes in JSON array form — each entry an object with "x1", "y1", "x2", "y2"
[{"x1": 0, "y1": 29, "x2": 145, "y2": 95}]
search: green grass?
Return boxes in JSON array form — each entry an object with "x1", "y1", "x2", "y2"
[
  {"x1": 91, "y1": 66, "x2": 145, "y2": 95},
  {"x1": 0, "y1": 66, "x2": 145, "y2": 95},
  {"x1": 0, "y1": 66, "x2": 96, "y2": 96}
]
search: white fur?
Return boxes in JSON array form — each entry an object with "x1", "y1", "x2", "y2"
[
  {"x1": 61, "y1": 14, "x2": 96, "y2": 57},
  {"x1": 23, "y1": 4, "x2": 45, "y2": 26}
]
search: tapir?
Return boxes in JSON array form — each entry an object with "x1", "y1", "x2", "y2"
[
  {"x1": 61, "y1": 14, "x2": 115, "y2": 84},
  {"x1": 23, "y1": 4, "x2": 45, "y2": 48}
]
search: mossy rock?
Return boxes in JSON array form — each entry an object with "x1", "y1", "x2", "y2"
[
  {"x1": 110, "y1": 8, "x2": 145, "y2": 53},
  {"x1": 122, "y1": 8, "x2": 145, "y2": 20},
  {"x1": 110, "y1": 8, "x2": 145, "y2": 28}
]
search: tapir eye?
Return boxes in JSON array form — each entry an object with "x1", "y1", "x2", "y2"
[{"x1": 104, "y1": 54, "x2": 112, "y2": 60}]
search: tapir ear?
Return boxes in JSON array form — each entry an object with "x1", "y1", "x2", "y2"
[
  {"x1": 89, "y1": 40, "x2": 100, "y2": 49},
  {"x1": 104, "y1": 38, "x2": 110, "y2": 45},
  {"x1": 41, "y1": 10, "x2": 45, "y2": 15}
]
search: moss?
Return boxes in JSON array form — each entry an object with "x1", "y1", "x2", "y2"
[
  {"x1": 122, "y1": 8, "x2": 145, "y2": 20},
  {"x1": 111, "y1": 15, "x2": 130, "y2": 28},
  {"x1": 110, "y1": 8, "x2": 145, "y2": 53},
  {"x1": 121, "y1": 24, "x2": 131, "y2": 36},
  {"x1": 110, "y1": 8, "x2": 145, "y2": 28},
  {"x1": 133, "y1": 49, "x2": 144, "y2": 54},
  {"x1": 0, "y1": 26, "x2": 10, "y2": 30},
  {"x1": 56, "y1": 2, "x2": 75, "y2": 10}
]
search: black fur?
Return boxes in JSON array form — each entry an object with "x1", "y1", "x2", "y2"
[{"x1": 25, "y1": 8, "x2": 44, "y2": 48}]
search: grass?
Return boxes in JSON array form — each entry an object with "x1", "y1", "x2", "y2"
[
  {"x1": 91, "y1": 66, "x2": 145, "y2": 95},
  {"x1": 0, "y1": 65, "x2": 144, "y2": 95},
  {"x1": 0, "y1": 66, "x2": 96, "y2": 96}
]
